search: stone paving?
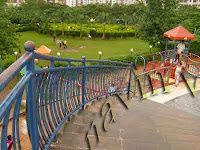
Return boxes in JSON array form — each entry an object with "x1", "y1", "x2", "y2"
[
  {"x1": 165, "y1": 91, "x2": 200, "y2": 117},
  {"x1": 147, "y1": 78, "x2": 200, "y2": 104},
  {"x1": 50, "y1": 94, "x2": 200, "y2": 150}
]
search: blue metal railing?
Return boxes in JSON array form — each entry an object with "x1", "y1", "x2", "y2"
[
  {"x1": 0, "y1": 41, "x2": 134, "y2": 150},
  {"x1": 134, "y1": 66, "x2": 172, "y2": 95}
]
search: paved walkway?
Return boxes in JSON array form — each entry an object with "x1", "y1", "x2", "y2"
[
  {"x1": 165, "y1": 91, "x2": 200, "y2": 117},
  {"x1": 146, "y1": 78, "x2": 200, "y2": 104},
  {"x1": 50, "y1": 94, "x2": 200, "y2": 150}
]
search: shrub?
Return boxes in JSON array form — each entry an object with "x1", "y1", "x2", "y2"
[
  {"x1": 54, "y1": 61, "x2": 78, "y2": 67},
  {"x1": 55, "y1": 62, "x2": 68, "y2": 67},
  {"x1": 16, "y1": 24, "x2": 34, "y2": 32},
  {"x1": 2, "y1": 56, "x2": 16, "y2": 70},
  {"x1": 49, "y1": 23, "x2": 136, "y2": 38},
  {"x1": 107, "y1": 49, "x2": 160, "y2": 67},
  {"x1": 89, "y1": 29, "x2": 97, "y2": 37},
  {"x1": 190, "y1": 37, "x2": 200, "y2": 55}
]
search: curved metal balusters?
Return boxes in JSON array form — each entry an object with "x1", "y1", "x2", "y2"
[
  {"x1": 0, "y1": 72, "x2": 32, "y2": 150},
  {"x1": 135, "y1": 66, "x2": 171, "y2": 94},
  {"x1": 0, "y1": 41, "x2": 135, "y2": 150},
  {"x1": 84, "y1": 66, "x2": 130, "y2": 102},
  {"x1": 32, "y1": 65, "x2": 131, "y2": 149},
  {"x1": 183, "y1": 53, "x2": 200, "y2": 77}
]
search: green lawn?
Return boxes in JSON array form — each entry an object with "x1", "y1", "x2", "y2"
[{"x1": 19, "y1": 31, "x2": 152, "y2": 60}]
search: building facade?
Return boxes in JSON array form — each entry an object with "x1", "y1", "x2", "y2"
[
  {"x1": 6, "y1": 0, "x2": 200, "y2": 7},
  {"x1": 66, "y1": 0, "x2": 138, "y2": 6},
  {"x1": 179, "y1": 0, "x2": 200, "y2": 7}
]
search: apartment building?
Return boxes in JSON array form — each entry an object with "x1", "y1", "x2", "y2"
[
  {"x1": 66, "y1": 0, "x2": 77, "y2": 6},
  {"x1": 67, "y1": 0, "x2": 138, "y2": 6},
  {"x1": 7, "y1": 0, "x2": 200, "y2": 7},
  {"x1": 179, "y1": 0, "x2": 200, "y2": 7}
]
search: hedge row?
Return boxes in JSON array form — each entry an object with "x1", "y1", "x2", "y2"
[
  {"x1": 16, "y1": 24, "x2": 34, "y2": 32},
  {"x1": 48, "y1": 23, "x2": 136, "y2": 38}
]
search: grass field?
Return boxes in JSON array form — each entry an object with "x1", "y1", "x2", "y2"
[{"x1": 18, "y1": 31, "x2": 152, "y2": 59}]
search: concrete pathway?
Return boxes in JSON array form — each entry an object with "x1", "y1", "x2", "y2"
[
  {"x1": 50, "y1": 94, "x2": 200, "y2": 150},
  {"x1": 146, "y1": 78, "x2": 200, "y2": 104},
  {"x1": 165, "y1": 91, "x2": 200, "y2": 117}
]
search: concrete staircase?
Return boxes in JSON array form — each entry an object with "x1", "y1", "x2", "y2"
[{"x1": 49, "y1": 94, "x2": 200, "y2": 150}]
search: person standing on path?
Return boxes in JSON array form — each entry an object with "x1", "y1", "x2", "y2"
[
  {"x1": 59, "y1": 40, "x2": 62, "y2": 48},
  {"x1": 64, "y1": 40, "x2": 67, "y2": 49},
  {"x1": 175, "y1": 62, "x2": 183, "y2": 87}
]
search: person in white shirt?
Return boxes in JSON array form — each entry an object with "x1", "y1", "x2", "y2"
[
  {"x1": 175, "y1": 40, "x2": 185, "y2": 62},
  {"x1": 108, "y1": 84, "x2": 116, "y2": 96}
]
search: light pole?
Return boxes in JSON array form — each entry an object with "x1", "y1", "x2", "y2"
[
  {"x1": 130, "y1": 48, "x2": 133, "y2": 56},
  {"x1": 14, "y1": 51, "x2": 18, "y2": 60},
  {"x1": 14, "y1": 51, "x2": 19, "y2": 80},
  {"x1": 149, "y1": 45, "x2": 152, "y2": 53},
  {"x1": 98, "y1": 51, "x2": 102, "y2": 60},
  {"x1": 57, "y1": 52, "x2": 61, "y2": 57}
]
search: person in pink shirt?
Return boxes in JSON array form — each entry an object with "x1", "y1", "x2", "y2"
[{"x1": 7, "y1": 135, "x2": 13, "y2": 150}]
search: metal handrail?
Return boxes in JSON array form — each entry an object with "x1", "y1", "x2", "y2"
[
  {"x1": 0, "y1": 41, "x2": 133, "y2": 150},
  {"x1": 0, "y1": 52, "x2": 33, "y2": 91}
]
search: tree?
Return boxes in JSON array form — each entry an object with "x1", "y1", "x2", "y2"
[
  {"x1": 52, "y1": 6, "x2": 72, "y2": 37},
  {"x1": 100, "y1": 12, "x2": 109, "y2": 39},
  {"x1": 141, "y1": 0, "x2": 178, "y2": 46},
  {"x1": 72, "y1": 7, "x2": 89, "y2": 38},
  {"x1": 176, "y1": 5, "x2": 200, "y2": 35},
  {"x1": 0, "y1": 1, "x2": 18, "y2": 58}
]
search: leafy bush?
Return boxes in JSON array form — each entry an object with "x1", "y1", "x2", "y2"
[
  {"x1": 55, "y1": 62, "x2": 68, "y2": 67},
  {"x1": 16, "y1": 24, "x2": 34, "y2": 32},
  {"x1": 54, "y1": 61, "x2": 78, "y2": 67},
  {"x1": 49, "y1": 23, "x2": 136, "y2": 38},
  {"x1": 190, "y1": 37, "x2": 200, "y2": 55},
  {"x1": 2, "y1": 56, "x2": 16, "y2": 70},
  {"x1": 107, "y1": 49, "x2": 160, "y2": 67}
]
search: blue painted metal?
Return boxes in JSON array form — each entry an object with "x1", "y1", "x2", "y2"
[
  {"x1": 82, "y1": 56, "x2": 86, "y2": 109},
  {"x1": 159, "y1": 52, "x2": 164, "y2": 64},
  {"x1": 0, "y1": 41, "x2": 135, "y2": 150},
  {"x1": 135, "y1": 56, "x2": 146, "y2": 88},
  {"x1": 12, "y1": 89, "x2": 24, "y2": 150},
  {"x1": 188, "y1": 40, "x2": 191, "y2": 50},
  {"x1": 135, "y1": 56, "x2": 146, "y2": 73},
  {"x1": 164, "y1": 38, "x2": 169, "y2": 61},
  {"x1": 128, "y1": 63, "x2": 133, "y2": 94},
  {"x1": 50, "y1": 60, "x2": 55, "y2": 68},
  {"x1": 26, "y1": 52, "x2": 39, "y2": 149},
  {"x1": 152, "y1": 55, "x2": 155, "y2": 62},
  {"x1": 0, "y1": 52, "x2": 33, "y2": 91},
  {"x1": 172, "y1": 40, "x2": 177, "y2": 65}
]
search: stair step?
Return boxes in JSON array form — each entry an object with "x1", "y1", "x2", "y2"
[{"x1": 51, "y1": 95, "x2": 200, "y2": 150}]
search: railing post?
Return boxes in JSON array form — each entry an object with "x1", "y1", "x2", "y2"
[
  {"x1": 172, "y1": 40, "x2": 177, "y2": 65},
  {"x1": 68, "y1": 60, "x2": 71, "y2": 67},
  {"x1": 50, "y1": 60, "x2": 55, "y2": 68},
  {"x1": 24, "y1": 41, "x2": 39, "y2": 150},
  {"x1": 133, "y1": 75, "x2": 137, "y2": 95},
  {"x1": 167, "y1": 66, "x2": 171, "y2": 83},
  {"x1": 82, "y1": 56, "x2": 86, "y2": 110},
  {"x1": 127, "y1": 63, "x2": 133, "y2": 95}
]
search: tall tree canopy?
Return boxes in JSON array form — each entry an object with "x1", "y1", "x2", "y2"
[
  {"x1": 0, "y1": 0, "x2": 18, "y2": 58},
  {"x1": 141, "y1": 0, "x2": 178, "y2": 46}
]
